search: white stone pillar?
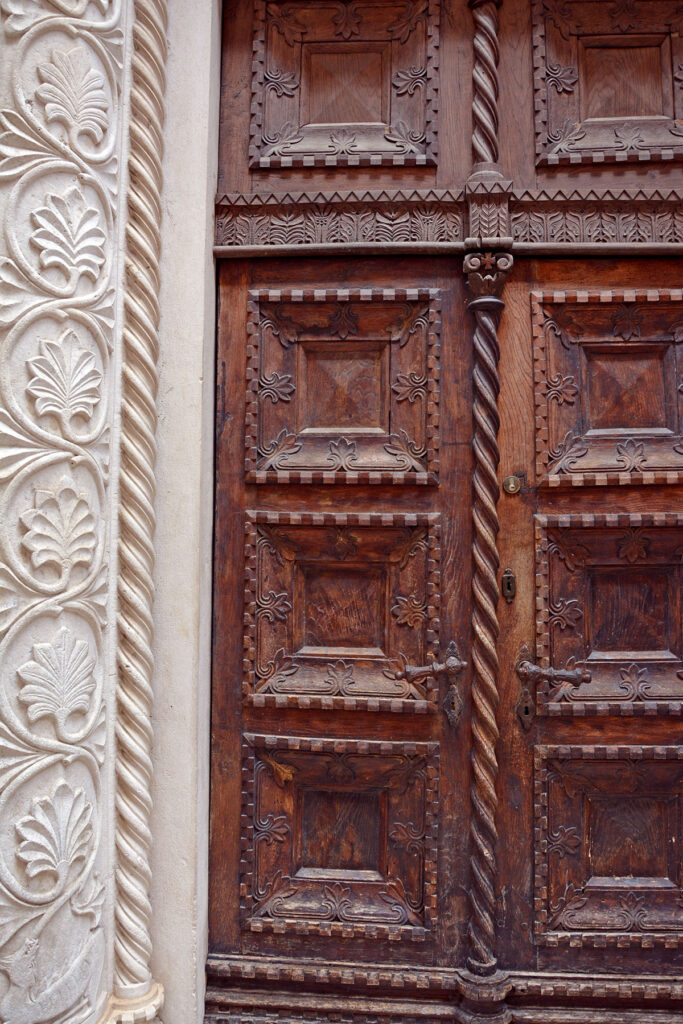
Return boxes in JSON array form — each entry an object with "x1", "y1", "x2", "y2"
[{"x1": 0, "y1": 1, "x2": 174, "y2": 1021}]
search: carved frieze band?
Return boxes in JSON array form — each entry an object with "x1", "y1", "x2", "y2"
[
  {"x1": 215, "y1": 188, "x2": 683, "y2": 252},
  {"x1": 215, "y1": 189, "x2": 465, "y2": 249},
  {"x1": 511, "y1": 189, "x2": 683, "y2": 247}
]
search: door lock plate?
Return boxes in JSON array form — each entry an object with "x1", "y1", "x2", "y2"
[{"x1": 502, "y1": 568, "x2": 516, "y2": 603}]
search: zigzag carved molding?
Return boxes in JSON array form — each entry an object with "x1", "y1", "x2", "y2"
[{"x1": 215, "y1": 188, "x2": 683, "y2": 250}]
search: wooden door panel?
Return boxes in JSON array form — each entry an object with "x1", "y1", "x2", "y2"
[
  {"x1": 496, "y1": 257, "x2": 683, "y2": 981},
  {"x1": 534, "y1": 513, "x2": 683, "y2": 715},
  {"x1": 244, "y1": 510, "x2": 441, "y2": 711},
  {"x1": 249, "y1": 0, "x2": 440, "y2": 169},
  {"x1": 531, "y1": 0, "x2": 683, "y2": 167},
  {"x1": 531, "y1": 289, "x2": 683, "y2": 487},
  {"x1": 246, "y1": 289, "x2": 441, "y2": 484},
  {"x1": 211, "y1": 256, "x2": 472, "y2": 978},
  {"x1": 241, "y1": 734, "x2": 439, "y2": 941},
  {"x1": 534, "y1": 745, "x2": 683, "y2": 948}
]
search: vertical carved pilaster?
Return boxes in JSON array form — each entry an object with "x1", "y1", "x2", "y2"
[
  {"x1": 115, "y1": 0, "x2": 168, "y2": 1010},
  {"x1": 469, "y1": 0, "x2": 502, "y2": 168},
  {"x1": 463, "y1": 251, "x2": 513, "y2": 981}
]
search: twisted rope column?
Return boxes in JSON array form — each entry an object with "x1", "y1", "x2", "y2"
[
  {"x1": 464, "y1": 252, "x2": 512, "y2": 978},
  {"x1": 469, "y1": 0, "x2": 501, "y2": 167},
  {"x1": 115, "y1": 0, "x2": 168, "y2": 1003}
]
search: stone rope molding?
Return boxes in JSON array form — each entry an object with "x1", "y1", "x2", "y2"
[
  {"x1": 0, "y1": 0, "x2": 167, "y2": 1021},
  {"x1": 114, "y1": 0, "x2": 167, "y2": 1014}
]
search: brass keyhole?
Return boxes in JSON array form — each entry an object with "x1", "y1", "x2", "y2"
[{"x1": 502, "y1": 475, "x2": 521, "y2": 495}]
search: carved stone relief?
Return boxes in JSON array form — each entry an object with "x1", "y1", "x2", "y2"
[
  {"x1": 0, "y1": 1, "x2": 167, "y2": 1022},
  {"x1": 0, "y1": 4, "x2": 123, "y2": 1020}
]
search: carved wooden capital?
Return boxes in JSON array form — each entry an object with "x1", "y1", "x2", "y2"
[{"x1": 464, "y1": 252, "x2": 513, "y2": 303}]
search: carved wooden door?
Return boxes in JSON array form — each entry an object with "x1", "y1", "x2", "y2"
[
  {"x1": 211, "y1": 255, "x2": 477, "y2": 986},
  {"x1": 209, "y1": 1, "x2": 683, "y2": 1022}
]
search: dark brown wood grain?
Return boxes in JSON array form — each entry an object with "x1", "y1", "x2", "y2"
[
  {"x1": 209, "y1": 1, "x2": 683, "y2": 1021},
  {"x1": 210, "y1": 256, "x2": 473, "y2": 980}
]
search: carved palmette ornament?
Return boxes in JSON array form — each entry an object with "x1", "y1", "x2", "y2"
[{"x1": 0, "y1": 0, "x2": 164, "y2": 1021}]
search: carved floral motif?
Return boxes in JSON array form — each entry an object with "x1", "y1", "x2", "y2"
[
  {"x1": 544, "y1": 62, "x2": 577, "y2": 93},
  {"x1": 36, "y1": 47, "x2": 109, "y2": 146},
  {"x1": 391, "y1": 594, "x2": 428, "y2": 628},
  {"x1": 332, "y1": 1, "x2": 362, "y2": 38},
  {"x1": 26, "y1": 330, "x2": 102, "y2": 426},
  {"x1": 17, "y1": 782, "x2": 93, "y2": 885},
  {"x1": 0, "y1": 0, "x2": 123, "y2": 1012},
  {"x1": 17, "y1": 626, "x2": 96, "y2": 732},
  {"x1": 21, "y1": 479, "x2": 97, "y2": 583}
]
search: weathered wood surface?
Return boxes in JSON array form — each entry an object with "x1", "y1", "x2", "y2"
[{"x1": 209, "y1": 1, "x2": 683, "y2": 1020}]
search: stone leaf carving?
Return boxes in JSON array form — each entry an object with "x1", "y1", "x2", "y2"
[
  {"x1": 16, "y1": 781, "x2": 93, "y2": 886},
  {"x1": 36, "y1": 47, "x2": 109, "y2": 145},
  {"x1": 0, "y1": 0, "x2": 107, "y2": 35},
  {"x1": 31, "y1": 185, "x2": 106, "y2": 286},
  {"x1": 17, "y1": 625, "x2": 96, "y2": 731},
  {"x1": 26, "y1": 330, "x2": 102, "y2": 424},
  {"x1": 0, "y1": 0, "x2": 135, "y2": 1013},
  {"x1": 20, "y1": 478, "x2": 97, "y2": 581}
]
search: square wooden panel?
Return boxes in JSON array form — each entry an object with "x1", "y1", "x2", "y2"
[
  {"x1": 532, "y1": 0, "x2": 683, "y2": 165},
  {"x1": 246, "y1": 289, "x2": 440, "y2": 484},
  {"x1": 534, "y1": 513, "x2": 683, "y2": 717},
  {"x1": 244, "y1": 511, "x2": 440, "y2": 712},
  {"x1": 531, "y1": 289, "x2": 683, "y2": 487},
  {"x1": 241, "y1": 734, "x2": 439, "y2": 940},
  {"x1": 250, "y1": 0, "x2": 440, "y2": 168},
  {"x1": 534, "y1": 745, "x2": 683, "y2": 948}
]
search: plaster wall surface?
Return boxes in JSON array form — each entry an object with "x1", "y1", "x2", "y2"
[{"x1": 149, "y1": 1, "x2": 220, "y2": 1023}]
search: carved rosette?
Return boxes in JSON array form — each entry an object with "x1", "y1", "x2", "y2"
[{"x1": 463, "y1": 251, "x2": 512, "y2": 978}]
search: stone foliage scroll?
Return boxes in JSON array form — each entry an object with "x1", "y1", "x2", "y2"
[{"x1": 0, "y1": 1, "x2": 167, "y2": 1023}]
